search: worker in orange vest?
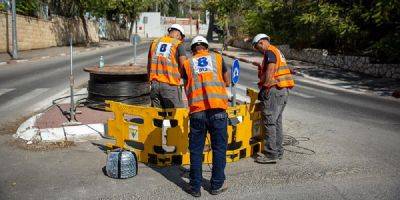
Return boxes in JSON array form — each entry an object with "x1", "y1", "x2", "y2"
[
  {"x1": 147, "y1": 24, "x2": 187, "y2": 108},
  {"x1": 252, "y1": 33, "x2": 295, "y2": 164},
  {"x1": 182, "y1": 36, "x2": 229, "y2": 197}
]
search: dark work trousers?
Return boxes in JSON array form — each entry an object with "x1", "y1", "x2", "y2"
[
  {"x1": 150, "y1": 81, "x2": 183, "y2": 108},
  {"x1": 259, "y1": 87, "x2": 289, "y2": 158},
  {"x1": 189, "y1": 109, "x2": 228, "y2": 192}
]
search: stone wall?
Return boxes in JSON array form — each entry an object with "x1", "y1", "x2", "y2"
[
  {"x1": 103, "y1": 20, "x2": 129, "y2": 41},
  {"x1": 231, "y1": 40, "x2": 400, "y2": 79},
  {"x1": 0, "y1": 12, "x2": 129, "y2": 53}
]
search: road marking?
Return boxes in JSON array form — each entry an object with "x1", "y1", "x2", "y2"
[
  {"x1": 290, "y1": 91, "x2": 315, "y2": 98},
  {"x1": 234, "y1": 84, "x2": 316, "y2": 99},
  {"x1": 295, "y1": 85, "x2": 336, "y2": 96},
  {"x1": 296, "y1": 75, "x2": 366, "y2": 95},
  {"x1": 235, "y1": 84, "x2": 257, "y2": 92},
  {"x1": 0, "y1": 89, "x2": 15, "y2": 97},
  {"x1": 0, "y1": 88, "x2": 49, "y2": 112},
  {"x1": 227, "y1": 90, "x2": 250, "y2": 102}
]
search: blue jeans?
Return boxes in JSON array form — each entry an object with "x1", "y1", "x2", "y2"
[
  {"x1": 259, "y1": 87, "x2": 289, "y2": 158},
  {"x1": 189, "y1": 109, "x2": 228, "y2": 191}
]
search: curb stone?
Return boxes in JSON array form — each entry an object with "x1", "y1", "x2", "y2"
[
  {"x1": 1, "y1": 42, "x2": 132, "y2": 65},
  {"x1": 392, "y1": 90, "x2": 400, "y2": 98},
  {"x1": 211, "y1": 48, "x2": 400, "y2": 99}
]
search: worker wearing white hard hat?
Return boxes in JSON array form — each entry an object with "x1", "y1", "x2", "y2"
[
  {"x1": 181, "y1": 35, "x2": 229, "y2": 197},
  {"x1": 252, "y1": 33, "x2": 295, "y2": 164},
  {"x1": 167, "y1": 24, "x2": 185, "y2": 39},
  {"x1": 147, "y1": 24, "x2": 187, "y2": 108},
  {"x1": 252, "y1": 33, "x2": 270, "y2": 48}
]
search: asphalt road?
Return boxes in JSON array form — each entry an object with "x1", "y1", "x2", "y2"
[
  {"x1": 0, "y1": 51, "x2": 399, "y2": 199},
  {"x1": 0, "y1": 42, "x2": 150, "y2": 126}
]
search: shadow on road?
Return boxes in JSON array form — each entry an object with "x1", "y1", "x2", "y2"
[
  {"x1": 290, "y1": 60, "x2": 400, "y2": 96},
  {"x1": 148, "y1": 164, "x2": 212, "y2": 193}
]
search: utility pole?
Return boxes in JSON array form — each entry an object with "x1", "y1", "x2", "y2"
[
  {"x1": 11, "y1": 0, "x2": 18, "y2": 59},
  {"x1": 189, "y1": 0, "x2": 192, "y2": 38}
]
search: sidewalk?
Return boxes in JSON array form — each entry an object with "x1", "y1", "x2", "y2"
[
  {"x1": 0, "y1": 40, "x2": 147, "y2": 65},
  {"x1": 209, "y1": 42, "x2": 400, "y2": 98},
  {"x1": 12, "y1": 47, "x2": 151, "y2": 143}
]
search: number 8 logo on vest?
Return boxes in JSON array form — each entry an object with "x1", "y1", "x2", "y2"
[
  {"x1": 159, "y1": 44, "x2": 167, "y2": 53},
  {"x1": 156, "y1": 42, "x2": 172, "y2": 57},
  {"x1": 193, "y1": 56, "x2": 213, "y2": 74},
  {"x1": 198, "y1": 57, "x2": 208, "y2": 67}
]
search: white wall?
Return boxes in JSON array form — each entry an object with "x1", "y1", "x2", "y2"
[
  {"x1": 133, "y1": 12, "x2": 209, "y2": 39},
  {"x1": 133, "y1": 12, "x2": 163, "y2": 38}
]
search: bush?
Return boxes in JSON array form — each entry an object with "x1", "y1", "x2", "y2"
[
  {"x1": 241, "y1": 0, "x2": 400, "y2": 63},
  {"x1": 0, "y1": 2, "x2": 7, "y2": 11}
]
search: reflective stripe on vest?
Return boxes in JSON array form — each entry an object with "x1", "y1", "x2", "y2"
[
  {"x1": 149, "y1": 69, "x2": 181, "y2": 79},
  {"x1": 261, "y1": 45, "x2": 295, "y2": 88},
  {"x1": 185, "y1": 51, "x2": 228, "y2": 113},
  {"x1": 149, "y1": 36, "x2": 182, "y2": 85},
  {"x1": 188, "y1": 93, "x2": 229, "y2": 105}
]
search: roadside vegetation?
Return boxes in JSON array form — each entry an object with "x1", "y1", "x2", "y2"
[{"x1": 203, "y1": 0, "x2": 400, "y2": 63}]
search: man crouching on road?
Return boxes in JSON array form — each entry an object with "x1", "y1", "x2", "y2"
[
  {"x1": 182, "y1": 36, "x2": 229, "y2": 197},
  {"x1": 147, "y1": 24, "x2": 187, "y2": 108},
  {"x1": 252, "y1": 34, "x2": 295, "y2": 164}
]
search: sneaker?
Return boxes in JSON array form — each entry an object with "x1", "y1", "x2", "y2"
[
  {"x1": 185, "y1": 187, "x2": 201, "y2": 198},
  {"x1": 255, "y1": 153, "x2": 277, "y2": 164},
  {"x1": 210, "y1": 184, "x2": 228, "y2": 195}
]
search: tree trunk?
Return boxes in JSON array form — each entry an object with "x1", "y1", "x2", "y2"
[
  {"x1": 129, "y1": 18, "x2": 134, "y2": 40},
  {"x1": 206, "y1": 11, "x2": 215, "y2": 41},
  {"x1": 224, "y1": 20, "x2": 230, "y2": 38},
  {"x1": 79, "y1": 11, "x2": 90, "y2": 46},
  {"x1": 223, "y1": 20, "x2": 230, "y2": 50}
]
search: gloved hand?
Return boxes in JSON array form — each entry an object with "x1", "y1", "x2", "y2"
[{"x1": 258, "y1": 87, "x2": 269, "y2": 101}]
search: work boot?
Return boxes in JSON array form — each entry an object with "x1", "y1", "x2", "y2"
[
  {"x1": 185, "y1": 186, "x2": 201, "y2": 198},
  {"x1": 255, "y1": 153, "x2": 277, "y2": 164},
  {"x1": 210, "y1": 183, "x2": 228, "y2": 195}
]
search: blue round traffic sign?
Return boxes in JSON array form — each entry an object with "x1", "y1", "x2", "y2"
[
  {"x1": 131, "y1": 34, "x2": 141, "y2": 44},
  {"x1": 231, "y1": 59, "x2": 240, "y2": 84}
]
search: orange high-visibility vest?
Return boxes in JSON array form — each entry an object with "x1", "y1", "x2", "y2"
[
  {"x1": 258, "y1": 45, "x2": 295, "y2": 88},
  {"x1": 149, "y1": 36, "x2": 182, "y2": 86},
  {"x1": 184, "y1": 50, "x2": 228, "y2": 114}
]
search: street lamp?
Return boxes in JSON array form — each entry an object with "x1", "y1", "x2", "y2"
[{"x1": 11, "y1": 0, "x2": 18, "y2": 59}]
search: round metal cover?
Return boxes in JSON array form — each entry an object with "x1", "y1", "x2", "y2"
[{"x1": 106, "y1": 149, "x2": 138, "y2": 179}]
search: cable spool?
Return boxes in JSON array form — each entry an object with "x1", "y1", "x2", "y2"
[
  {"x1": 106, "y1": 149, "x2": 138, "y2": 179},
  {"x1": 84, "y1": 65, "x2": 150, "y2": 110}
]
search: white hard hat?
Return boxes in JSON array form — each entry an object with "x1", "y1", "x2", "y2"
[
  {"x1": 168, "y1": 24, "x2": 185, "y2": 37},
  {"x1": 252, "y1": 33, "x2": 270, "y2": 46},
  {"x1": 191, "y1": 36, "x2": 209, "y2": 49}
]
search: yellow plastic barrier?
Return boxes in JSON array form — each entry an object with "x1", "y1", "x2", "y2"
[{"x1": 105, "y1": 88, "x2": 264, "y2": 166}]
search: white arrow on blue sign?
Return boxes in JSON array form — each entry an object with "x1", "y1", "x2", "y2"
[{"x1": 231, "y1": 59, "x2": 240, "y2": 84}]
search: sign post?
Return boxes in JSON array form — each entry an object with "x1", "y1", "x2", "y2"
[
  {"x1": 63, "y1": 34, "x2": 81, "y2": 126},
  {"x1": 143, "y1": 16, "x2": 148, "y2": 38},
  {"x1": 131, "y1": 34, "x2": 141, "y2": 64},
  {"x1": 231, "y1": 59, "x2": 240, "y2": 106}
]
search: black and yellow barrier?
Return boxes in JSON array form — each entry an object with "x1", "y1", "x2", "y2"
[{"x1": 105, "y1": 88, "x2": 264, "y2": 167}]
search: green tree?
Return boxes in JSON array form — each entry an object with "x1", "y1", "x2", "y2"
[
  {"x1": 0, "y1": 1, "x2": 7, "y2": 11},
  {"x1": 202, "y1": 0, "x2": 252, "y2": 47},
  {"x1": 242, "y1": 0, "x2": 399, "y2": 63},
  {"x1": 16, "y1": 0, "x2": 40, "y2": 16},
  {"x1": 113, "y1": 0, "x2": 152, "y2": 38}
]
